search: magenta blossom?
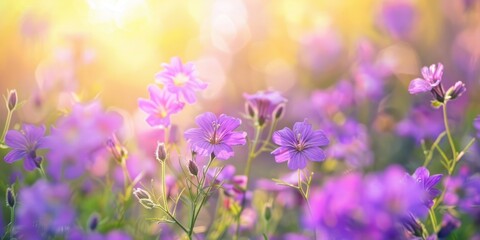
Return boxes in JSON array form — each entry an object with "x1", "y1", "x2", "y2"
[
  {"x1": 271, "y1": 119, "x2": 329, "y2": 170},
  {"x1": 155, "y1": 57, "x2": 207, "y2": 104},
  {"x1": 138, "y1": 84, "x2": 184, "y2": 127},
  {"x1": 243, "y1": 90, "x2": 287, "y2": 126},
  {"x1": 4, "y1": 124, "x2": 47, "y2": 171},
  {"x1": 184, "y1": 112, "x2": 247, "y2": 160},
  {"x1": 408, "y1": 63, "x2": 445, "y2": 100}
]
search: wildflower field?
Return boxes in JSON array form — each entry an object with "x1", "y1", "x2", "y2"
[{"x1": 1, "y1": 0, "x2": 480, "y2": 239}]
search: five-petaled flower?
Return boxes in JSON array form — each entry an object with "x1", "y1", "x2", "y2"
[
  {"x1": 271, "y1": 119, "x2": 329, "y2": 170},
  {"x1": 155, "y1": 57, "x2": 207, "y2": 104},
  {"x1": 4, "y1": 124, "x2": 47, "y2": 171},
  {"x1": 138, "y1": 84, "x2": 185, "y2": 128},
  {"x1": 184, "y1": 112, "x2": 247, "y2": 160}
]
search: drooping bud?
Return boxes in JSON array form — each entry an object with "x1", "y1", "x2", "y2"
[
  {"x1": 274, "y1": 104, "x2": 285, "y2": 120},
  {"x1": 155, "y1": 142, "x2": 167, "y2": 162},
  {"x1": 6, "y1": 89, "x2": 17, "y2": 112},
  {"x1": 446, "y1": 81, "x2": 466, "y2": 100},
  {"x1": 88, "y1": 213, "x2": 100, "y2": 231},
  {"x1": 133, "y1": 188, "x2": 156, "y2": 209},
  {"x1": 188, "y1": 160, "x2": 198, "y2": 176},
  {"x1": 6, "y1": 187, "x2": 15, "y2": 208}
]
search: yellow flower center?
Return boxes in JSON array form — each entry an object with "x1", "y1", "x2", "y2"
[{"x1": 173, "y1": 73, "x2": 189, "y2": 87}]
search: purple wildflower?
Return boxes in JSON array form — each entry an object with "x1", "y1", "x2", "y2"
[
  {"x1": 325, "y1": 118, "x2": 373, "y2": 168},
  {"x1": 45, "y1": 101, "x2": 123, "y2": 180},
  {"x1": 409, "y1": 167, "x2": 442, "y2": 208},
  {"x1": 16, "y1": 180, "x2": 75, "y2": 239},
  {"x1": 408, "y1": 63, "x2": 446, "y2": 101},
  {"x1": 243, "y1": 90, "x2": 287, "y2": 126},
  {"x1": 68, "y1": 228, "x2": 132, "y2": 240},
  {"x1": 184, "y1": 112, "x2": 247, "y2": 160},
  {"x1": 271, "y1": 119, "x2": 329, "y2": 170},
  {"x1": 155, "y1": 57, "x2": 207, "y2": 104},
  {"x1": 4, "y1": 124, "x2": 47, "y2": 171},
  {"x1": 138, "y1": 84, "x2": 184, "y2": 128},
  {"x1": 306, "y1": 166, "x2": 427, "y2": 239}
]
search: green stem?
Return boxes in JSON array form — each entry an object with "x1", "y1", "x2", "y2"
[
  {"x1": 428, "y1": 209, "x2": 438, "y2": 233},
  {"x1": 2, "y1": 207, "x2": 14, "y2": 240},
  {"x1": 423, "y1": 131, "x2": 446, "y2": 167},
  {"x1": 1, "y1": 110, "x2": 13, "y2": 143},
  {"x1": 442, "y1": 103, "x2": 457, "y2": 166},
  {"x1": 244, "y1": 126, "x2": 263, "y2": 177},
  {"x1": 188, "y1": 156, "x2": 215, "y2": 238},
  {"x1": 161, "y1": 161, "x2": 168, "y2": 208}
]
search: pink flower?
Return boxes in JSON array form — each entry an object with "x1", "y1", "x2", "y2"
[
  {"x1": 138, "y1": 84, "x2": 185, "y2": 128},
  {"x1": 155, "y1": 57, "x2": 207, "y2": 104}
]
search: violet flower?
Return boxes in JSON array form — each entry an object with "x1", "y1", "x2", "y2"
[
  {"x1": 243, "y1": 90, "x2": 287, "y2": 126},
  {"x1": 409, "y1": 167, "x2": 442, "y2": 208},
  {"x1": 184, "y1": 112, "x2": 247, "y2": 160},
  {"x1": 155, "y1": 57, "x2": 207, "y2": 104},
  {"x1": 408, "y1": 63, "x2": 445, "y2": 101},
  {"x1": 45, "y1": 101, "x2": 123, "y2": 180},
  {"x1": 306, "y1": 166, "x2": 427, "y2": 239},
  {"x1": 4, "y1": 124, "x2": 47, "y2": 171},
  {"x1": 16, "y1": 180, "x2": 76, "y2": 239},
  {"x1": 138, "y1": 84, "x2": 184, "y2": 128},
  {"x1": 271, "y1": 119, "x2": 329, "y2": 170}
]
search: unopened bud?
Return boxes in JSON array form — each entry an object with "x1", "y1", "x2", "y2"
[
  {"x1": 88, "y1": 213, "x2": 100, "y2": 231},
  {"x1": 7, "y1": 89, "x2": 17, "y2": 112},
  {"x1": 274, "y1": 105, "x2": 285, "y2": 120},
  {"x1": 188, "y1": 160, "x2": 198, "y2": 176},
  {"x1": 6, "y1": 187, "x2": 15, "y2": 208},
  {"x1": 245, "y1": 102, "x2": 255, "y2": 118},
  {"x1": 264, "y1": 205, "x2": 272, "y2": 221},
  {"x1": 446, "y1": 81, "x2": 466, "y2": 100},
  {"x1": 133, "y1": 188, "x2": 156, "y2": 209},
  {"x1": 155, "y1": 142, "x2": 167, "y2": 162},
  {"x1": 106, "y1": 137, "x2": 128, "y2": 164}
]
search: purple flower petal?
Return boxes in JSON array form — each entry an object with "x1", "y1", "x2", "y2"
[
  {"x1": 271, "y1": 147, "x2": 290, "y2": 163},
  {"x1": 4, "y1": 149, "x2": 27, "y2": 163},
  {"x1": 408, "y1": 78, "x2": 432, "y2": 94},
  {"x1": 288, "y1": 152, "x2": 307, "y2": 170},
  {"x1": 5, "y1": 130, "x2": 27, "y2": 149},
  {"x1": 303, "y1": 148, "x2": 326, "y2": 162}
]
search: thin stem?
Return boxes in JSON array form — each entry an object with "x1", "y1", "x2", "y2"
[
  {"x1": 161, "y1": 161, "x2": 168, "y2": 209},
  {"x1": 2, "y1": 207, "x2": 14, "y2": 240},
  {"x1": 244, "y1": 125, "x2": 263, "y2": 177},
  {"x1": 428, "y1": 209, "x2": 438, "y2": 233},
  {"x1": 38, "y1": 164, "x2": 47, "y2": 179},
  {"x1": 1, "y1": 110, "x2": 13, "y2": 143},
  {"x1": 423, "y1": 131, "x2": 446, "y2": 167},
  {"x1": 442, "y1": 103, "x2": 457, "y2": 164}
]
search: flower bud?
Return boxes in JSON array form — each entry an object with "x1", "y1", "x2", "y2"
[
  {"x1": 264, "y1": 205, "x2": 272, "y2": 221},
  {"x1": 88, "y1": 213, "x2": 100, "y2": 231},
  {"x1": 438, "y1": 213, "x2": 461, "y2": 238},
  {"x1": 446, "y1": 81, "x2": 466, "y2": 100},
  {"x1": 155, "y1": 142, "x2": 167, "y2": 162},
  {"x1": 106, "y1": 137, "x2": 128, "y2": 164},
  {"x1": 6, "y1": 187, "x2": 15, "y2": 208},
  {"x1": 133, "y1": 188, "x2": 156, "y2": 209},
  {"x1": 188, "y1": 160, "x2": 198, "y2": 176},
  {"x1": 7, "y1": 89, "x2": 17, "y2": 112}
]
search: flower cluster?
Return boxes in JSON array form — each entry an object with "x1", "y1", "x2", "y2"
[{"x1": 139, "y1": 57, "x2": 207, "y2": 128}]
